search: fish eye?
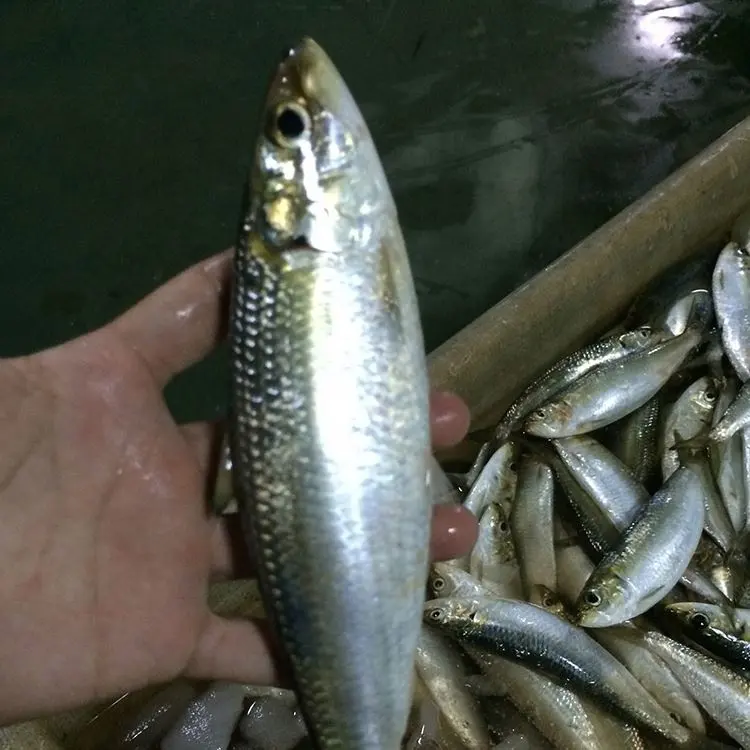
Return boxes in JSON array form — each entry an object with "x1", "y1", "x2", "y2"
[
  {"x1": 690, "y1": 612, "x2": 710, "y2": 630},
  {"x1": 533, "y1": 408, "x2": 546, "y2": 419},
  {"x1": 498, "y1": 521, "x2": 509, "y2": 532},
  {"x1": 583, "y1": 589, "x2": 602, "y2": 607},
  {"x1": 704, "y1": 387, "x2": 718, "y2": 402},
  {"x1": 270, "y1": 102, "x2": 311, "y2": 147},
  {"x1": 432, "y1": 577, "x2": 445, "y2": 591},
  {"x1": 428, "y1": 609, "x2": 443, "y2": 622},
  {"x1": 509, "y1": 462, "x2": 518, "y2": 472}
]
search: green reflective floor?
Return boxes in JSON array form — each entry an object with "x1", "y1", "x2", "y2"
[{"x1": 2, "y1": 1, "x2": 750, "y2": 421}]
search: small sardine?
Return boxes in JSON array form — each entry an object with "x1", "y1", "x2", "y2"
[
  {"x1": 493, "y1": 327, "x2": 664, "y2": 444},
  {"x1": 415, "y1": 626, "x2": 491, "y2": 750},
  {"x1": 660, "y1": 376, "x2": 719, "y2": 480},
  {"x1": 511, "y1": 455, "x2": 558, "y2": 610},
  {"x1": 551, "y1": 436, "x2": 648, "y2": 530},
  {"x1": 713, "y1": 241, "x2": 750, "y2": 382},
  {"x1": 641, "y1": 630, "x2": 750, "y2": 748},
  {"x1": 524, "y1": 327, "x2": 702, "y2": 438},
  {"x1": 462, "y1": 442, "x2": 517, "y2": 519},
  {"x1": 664, "y1": 601, "x2": 750, "y2": 672},
  {"x1": 424, "y1": 597, "x2": 693, "y2": 745},
  {"x1": 610, "y1": 396, "x2": 661, "y2": 487},
  {"x1": 710, "y1": 381, "x2": 750, "y2": 442},
  {"x1": 591, "y1": 625, "x2": 706, "y2": 734},
  {"x1": 679, "y1": 442, "x2": 736, "y2": 553},
  {"x1": 427, "y1": 563, "x2": 505, "y2": 601},
  {"x1": 238, "y1": 696, "x2": 307, "y2": 750},
  {"x1": 710, "y1": 378, "x2": 747, "y2": 533},
  {"x1": 575, "y1": 466, "x2": 705, "y2": 628},
  {"x1": 470, "y1": 503, "x2": 522, "y2": 596},
  {"x1": 466, "y1": 647, "x2": 605, "y2": 750},
  {"x1": 111, "y1": 682, "x2": 201, "y2": 750},
  {"x1": 161, "y1": 682, "x2": 248, "y2": 750}
]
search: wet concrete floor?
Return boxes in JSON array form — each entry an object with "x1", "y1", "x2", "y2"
[{"x1": 1, "y1": 1, "x2": 749, "y2": 419}]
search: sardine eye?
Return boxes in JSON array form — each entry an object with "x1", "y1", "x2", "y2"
[
  {"x1": 533, "y1": 408, "x2": 546, "y2": 419},
  {"x1": 704, "y1": 387, "x2": 718, "y2": 402},
  {"x1": 542, "y1": 592, "x2": 558, "y2": 609},
  {"x1": 583, "y1": 589, "x2": 602, "y2": 607},
  {"x1": 432, "y1": 577, "x2": 445, "y2": 591},
  {"x1": 427, "y1": 609, "x2": 443, "y2": 622},
  {"x1": 498, "y1": 521, "x2": 509, "y2": 532},
  {"x1": 270, "y1": 102, "x2": 311, "y2": 147},
  {"x1": 690, "y1": 612, "x2": 710, "y2": 629}
]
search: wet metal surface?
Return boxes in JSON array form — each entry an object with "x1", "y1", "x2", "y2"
[{"x1": 1, "y1": 1, "x2": 749, "y2": 420}]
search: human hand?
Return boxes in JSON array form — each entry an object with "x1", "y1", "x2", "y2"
[{"x1": 0, "y1": 250, "x2": 478, "y2": 725}]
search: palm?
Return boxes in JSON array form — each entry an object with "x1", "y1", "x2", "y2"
[
  {"x1": 2, "y1": 332, "x2": 215, "y2": 718},
  {"x1": 0, "y1": 251, "x2": 475, "y2": 726}
]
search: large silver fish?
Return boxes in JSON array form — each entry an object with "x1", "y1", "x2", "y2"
[{"x1": 228, "y1": 38, "x2": 431, "y2": 748}]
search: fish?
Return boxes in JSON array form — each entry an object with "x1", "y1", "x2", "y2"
[
  {"x1": 423, "y1": 597, "x2": 693, "y2": 745},
  {"x1": 574, "y1": 466, "x2": 705, "y2": 627},
  {"x1": 470, "y1": 503, "x2": 522, "y2": 596},
  {"x1": 161, "y1": 682, "x2": 248, "y2": 750},
  {"x1": 664, "y1": 601, "x2": 750, "y2": 672},
  {"x1": 624, "y1": 252, "x2": 715, "y2": 335},
  {"x1": 462, "y1": 442, "x2": 517, "y2": 519},
  {"x1": 709, "y1": 381, "x2": 750, "y2": 443},
  {"x1": 659, "y1": 376, "x2": 719, "y2": 480},
  {"x1": 639, "y1": 631, "x2": 750, "y2": 748},
  {"x1": 510, "y1": 454, "x2": 558, "y2": 610},
  {"x1": 427, "y1": 563, "x2": 505, "y2": 601},
  {"x1": 712, "y1": 241, "x2": 750, "y2": 382},
  {"x1": 589, "y1": 625, "x2": 706, "y2": 734},
  {"x1": 228, "y1": 38, "x2": 431, "y2": 748},
  {"x1": 610, "y1": 396, "x2": 661, "y2": 487},
  {"x1": 678, "y1": 441, "x2": 736, "y2": 554},
  {"x1": 710, "y1": 378, "x2": 747, "y2": 534},
  {"x1": 523, "y1": 326, "x2": 702, "y2": 438},
  {"x1": 551, "y1": 436, "x2": 648, "y2": 530},
  {"x1": 238, "y1": 695, "x2": 307, "y2": 750},
  {"x1": 493, "y1": 327, "x2": 665, "y2": 444},
  {"x1": 111, "y1": 682, "x2": 201, "y2": 750},
  {"x1": 465, "y1": 646, "x2": 606, "y2": 750},
  {"x1": 415, "y1": 626, "x2": 491, "y2": 750}
]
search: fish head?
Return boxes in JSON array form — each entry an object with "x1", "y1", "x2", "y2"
[
  {"x1": 523, "y1": 402, "x2": 570, "y2": 437},
  {"x1": 249, "y1": 37, "x2": 390, "y2": 258},
  {"x1": 575, "y1": 571, "x2": 634, "y2": 628},
  {"x1": 664, "y1": 602, "x2": 738, "y2": 636},
  {"x1": 423, "y1": 597, "x2": 484, "y2": 632},
  {"x1": 427, "y1": 563, "x2": 464, "y2": 599},
  {"x1": 694, "y1": 376, "x2": 721, "y2": 412}
]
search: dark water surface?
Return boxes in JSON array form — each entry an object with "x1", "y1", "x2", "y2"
[{"x1": 2, "y1": 1, "x2": 749, "y2": 420}]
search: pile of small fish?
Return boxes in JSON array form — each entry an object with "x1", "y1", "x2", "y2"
[{"x1": 414, "y1": 215, "x2": 750, "y2": 749}]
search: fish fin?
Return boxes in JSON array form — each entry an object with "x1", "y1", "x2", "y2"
[{"x1": 672, "y1": 430, "x2": 711, "y2": 460}]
